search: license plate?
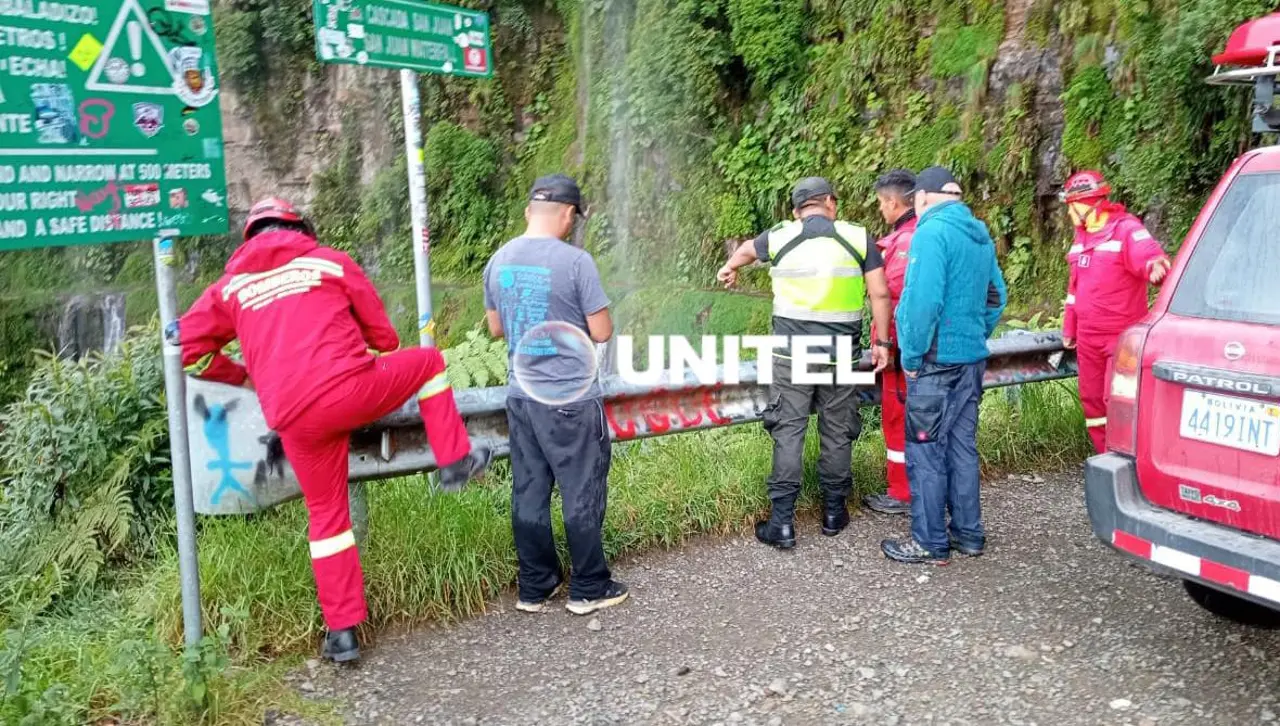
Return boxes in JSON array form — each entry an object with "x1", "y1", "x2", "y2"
[{"x1": 1180, "y1": 390, "x2": 1280, "y2": 456}]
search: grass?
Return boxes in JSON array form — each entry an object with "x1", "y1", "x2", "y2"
[{"x1": 4, "y1": 379, "x2": 1089, "y2": 724}]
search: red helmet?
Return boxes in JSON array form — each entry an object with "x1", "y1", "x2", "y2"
[
  {"x1": 243, "y1": 197, "x2": 315, "y2": 241},
  {"x1": 1060, "y1": 170, "x2": 1111, "y2": 204}
]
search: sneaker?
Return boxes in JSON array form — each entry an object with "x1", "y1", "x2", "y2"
[
  {"x1": 880, "y1": 538, "x2": 950, "y2": 565},
  {"x1": 566, "y1": 581, "x2": 630, "y2": 616},
  {"x1": 437, "y1": 445, "x2": 493, "y2": 492},
  {"x1": 948, "y1": 534, "x2": 984, "y2": 557},
  {"x1": 863, "y1": 493, "x2": 910, "y2": 515},
  {"x1": 321, "y1": 627, "x2": 360, "y2": 663},
  {"x1": 516, "y1": 578, "x2": 566, "y2": 613}
]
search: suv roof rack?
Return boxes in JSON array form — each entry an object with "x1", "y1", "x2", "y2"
[{"x1": 1207, "y1": 15, "x2": 1280, "y2": 134}]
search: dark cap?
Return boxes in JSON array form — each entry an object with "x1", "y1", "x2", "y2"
[
  {"x1": 791, "y1": 177, "x2": 837, "y2": 209},
  {"x1": 911, "y1": 166, "x2": 959, "y2": 195},
  {"x1": 529, "y1": 174, "x2": 583, "y2": 214}
]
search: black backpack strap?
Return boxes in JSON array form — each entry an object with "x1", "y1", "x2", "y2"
[
  {"x1": 769, "y1": 225, "x2": 808, "y2": 267},
  {"x1": 830, "y1": 226, "x2": 866, "y2": 269},
  {"x1": 771, "y1": 224, "x2": 866, "y2": 268}
]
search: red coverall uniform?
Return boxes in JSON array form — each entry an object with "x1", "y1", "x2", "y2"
[
  {"x1": 1063, "y1": 208, "x2": 1168, "y2": 453},
  {"x1": 873, "y1": 212, "x2": 916, "y2": 503},
  {"x1": 179, "y1": 229, "x2": 471, "y2": 630}
]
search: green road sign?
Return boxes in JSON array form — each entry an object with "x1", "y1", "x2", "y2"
[
  {"x1": 314, "y1": 0, "x2": 493, "y2": 78},
  {"x1": 0, "y1": 0, "x2": 229, "y2": 251}
]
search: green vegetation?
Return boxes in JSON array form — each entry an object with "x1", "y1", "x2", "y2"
[{"x1": 0, "y1": 317, "x2": 1088, "y2": 723}]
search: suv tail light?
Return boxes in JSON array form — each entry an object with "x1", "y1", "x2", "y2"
[{"x1": 1106, "y1": 324, "x2": 1151, "y2": 456}]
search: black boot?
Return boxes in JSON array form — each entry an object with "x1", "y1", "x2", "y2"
[
  {"x1": 822, "y1": 498, "x2": 850, "y2": 537},
  {"x1": 755, "y1": 503, "x2": 796, "y2": 549},
  {"x1": 322, "y1": 627, "x2": 360, "y2": 663},
  {"x1": 755, "y1": 519, "x2": 796, "y2": 549},
  {"x1": 438, "y1": 445, "x2": 493, "y2": 492}
]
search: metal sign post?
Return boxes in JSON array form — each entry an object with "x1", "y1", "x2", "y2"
[
  {"x1": 0, "y1": 0, "x2": 230, "y2": 649},
  {"x1": 400, "y1": 69, "x2": 434, "y2": 346},
  {"x1": 313, "y1": 0, "x2": 494, "y2": 345},
  {"x1": 156, "y1": 237, "x2": 203, "y2": 647}
]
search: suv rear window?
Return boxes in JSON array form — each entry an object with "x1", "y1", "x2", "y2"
[{"x1": 1170, "y1": 172, "x2": 1280, "y2": 326}]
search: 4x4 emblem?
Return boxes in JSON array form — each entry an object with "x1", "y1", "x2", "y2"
[{"x1": 1224, "y1": 342, "x2": 1246, "y2": 361}]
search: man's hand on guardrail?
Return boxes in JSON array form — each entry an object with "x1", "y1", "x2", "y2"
[{"x1": 1063, "y1": 337, "x2": 1076, "y2": 349}]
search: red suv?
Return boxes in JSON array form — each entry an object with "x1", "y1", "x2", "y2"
[{"x1": 1085, "y1": 14, "x2": 1280, "y2": 627}]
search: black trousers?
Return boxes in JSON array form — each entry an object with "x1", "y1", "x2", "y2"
[
  {"x1": 761, "y1": 356, "x2": 861, "y2": 521},
  {"x1": 506, "y1": 396, "x2": 612, "y2": 601}
]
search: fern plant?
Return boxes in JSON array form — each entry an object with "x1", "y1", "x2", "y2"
[
  {"x1": 0, "y1": 321, "x2": 169, "y2": 612},
  {"x1": 441, "y1": 330, "x2": 508, "y2": 390}
]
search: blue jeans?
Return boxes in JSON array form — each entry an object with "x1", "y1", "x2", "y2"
[{"x1": 905, "y1": 360, "x2": 986, "y2": 556}]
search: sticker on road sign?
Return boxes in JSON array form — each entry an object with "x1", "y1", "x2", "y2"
[
  {"x1": 68, "y1": 34, "x2": 105, "y2": 72},
  {"x1": 133, "y1": 102, "x2": 164, "y2": 137},
  {"x1": 202, "y1": 189, "x2": 224, "y2": 206},
  {"x1": 464, "y1": 48, "x2": 487, "y2": 72},
  {"x1": 170, "y1": 189, "x2": 189, "y2": 209},
  {"x1": 169, "y1": 47, "x2": 217, "y2": 108},
  {"x1": 126, "y1": 184, "x2": 161, "y2": 208},
  {"x1": 184, "y1": 118, "x2": 200, "y2": 135},
  {"x1": 165, "y1": 0, "x2": 211, "y2": 13},
  {"x1": 30, "y1": 84, "x2": 78, "y2": 145}
]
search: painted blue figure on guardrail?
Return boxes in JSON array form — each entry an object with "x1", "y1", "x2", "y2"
[{"x1": 193, "y1": 394, "x2": 257, "y2": 508}]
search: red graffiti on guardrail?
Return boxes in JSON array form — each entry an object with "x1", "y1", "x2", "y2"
[{"x1": 606, "y1": 388, "x2": 732, "y2": 440}]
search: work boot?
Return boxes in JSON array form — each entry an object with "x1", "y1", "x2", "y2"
[
  {"x1": 755, "y1": 504, "x2": 796, "y2": 549},
  {"x1": 437, "y1": 445, "x2": 493, "y2": 492},
  {"x1": 821, "y1": 498, "x2": 850, "y2": 537},
  {"x1": 862, "y1": 493, "x2": 910, "y2": 516},
  {"x1": 322, "y1": 627, "x2": 360, "y2": 663}
]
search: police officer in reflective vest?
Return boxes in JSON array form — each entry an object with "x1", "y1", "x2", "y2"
[{"x1": 718, "y1": 177, "x2": 893, "y2": 548}]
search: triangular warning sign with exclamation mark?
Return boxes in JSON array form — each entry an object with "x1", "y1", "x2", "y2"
[{"x1": 85, "y1": 0, "x2": 176, "y2": 95}]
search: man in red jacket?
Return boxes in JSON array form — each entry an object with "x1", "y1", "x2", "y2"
[
  {"x1": 862, "y1": 169, "x2": 922, "y2": 516},
  {"x1": 1060, "y1": 171, "x2": 1171, "y2": 453},
  {"x1": 173, "y1": 198, "x2": 491, "y2": 663}
]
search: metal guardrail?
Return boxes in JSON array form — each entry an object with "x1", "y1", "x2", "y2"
[{"x1": 185, "y1": 331, "x2": 1077, "y2": 515}]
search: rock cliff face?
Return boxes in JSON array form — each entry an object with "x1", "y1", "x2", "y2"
[{"x1": 0, "y1": 0, "x2": 1270, "y2": 401}]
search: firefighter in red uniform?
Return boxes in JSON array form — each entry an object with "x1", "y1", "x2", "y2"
[
  {"x1": 1059, "y1": 172, "x2": 1171, "y2": 453},
  {"x1": 863, "y1": 169, "x2": 920, "y2": 516},
  {"x1": 173, "y1": 198, "x2": 492, "y2": 663}
]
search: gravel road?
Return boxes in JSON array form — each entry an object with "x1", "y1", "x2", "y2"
[{"x1": 284, "y1": 474, "x2": 1280, "y2": 725}]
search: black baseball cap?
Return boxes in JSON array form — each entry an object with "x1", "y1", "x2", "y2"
[
  {"x1": 911, "y1": 166, "x2": 959, "y2": 195},
  {"x1": 791, "y1": 177, "x2": 837, "y2": 209},
  {"x1": 529, "y1": 174, "x2": 584, "y2": 215}
]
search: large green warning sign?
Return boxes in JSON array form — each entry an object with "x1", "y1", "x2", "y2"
[{"x1": 0, "y1": 0, "x2": 229, "y2": 251}]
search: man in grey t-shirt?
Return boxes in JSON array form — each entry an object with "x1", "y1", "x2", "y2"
[{"x1": 483, "y1": 174, "x2": 629, "y2": 616}]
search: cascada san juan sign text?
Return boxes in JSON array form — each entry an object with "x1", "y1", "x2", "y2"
[
  {"x1": 0, "y1": 0, "x2": 229, "y2": 250},
  {"x1": 313, "y1": 0, "x2": 493, "y2": 78}
]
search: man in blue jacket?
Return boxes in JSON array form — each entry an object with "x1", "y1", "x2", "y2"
[{"x1": 882, "y1": 167, "x2": 1008, "y2": 565}]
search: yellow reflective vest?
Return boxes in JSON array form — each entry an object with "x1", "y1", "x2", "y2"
[{"x1": 766, "y1": 219, "x2": 869, "y2": 322}]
